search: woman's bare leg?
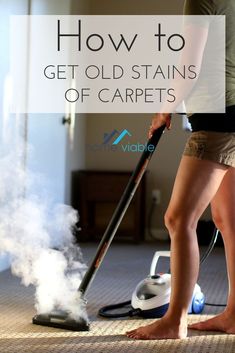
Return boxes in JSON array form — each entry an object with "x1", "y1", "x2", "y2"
[
  {"x1": 189, "y1": 167, "x2": 235, "y2": 333},
  {"x1": 126, "y1": 156, "x2": 228, "y2": 340}
]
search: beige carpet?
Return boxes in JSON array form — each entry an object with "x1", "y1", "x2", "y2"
[{"x1": 0, "y1": 242, "x2": 234, "y2": 353}]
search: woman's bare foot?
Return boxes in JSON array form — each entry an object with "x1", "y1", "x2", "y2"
[
  {"x1": 126, "y1": 317, "x2": 187, "y2": 340},
  {"x1": 189, "y1": 311, "x2": 235, "y2": 334}
]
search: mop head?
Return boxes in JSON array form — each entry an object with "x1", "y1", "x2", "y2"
[
  {"x1": 32, "y1": 291, "x2": 90, "y2": 331},
  {"x1": 32, "y1": 310, "x2": 90, "y2": 331}
]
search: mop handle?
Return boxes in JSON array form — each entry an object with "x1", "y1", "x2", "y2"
[{"x1": 78, "y1": 124, "x2": 166, "y2": 296}]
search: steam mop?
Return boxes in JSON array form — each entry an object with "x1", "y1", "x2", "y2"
[{"x1": 32, "y1": 124, "x2": 166, "y2": 331}]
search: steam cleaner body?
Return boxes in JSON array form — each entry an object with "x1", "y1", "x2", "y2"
[{"x1": 99, "y1": 251, "x2": 205, "y2": 319}]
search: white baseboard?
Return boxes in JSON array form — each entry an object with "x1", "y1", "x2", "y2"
[{"x1": 0, "y1": 253, "x2": 11, "y2": 272}]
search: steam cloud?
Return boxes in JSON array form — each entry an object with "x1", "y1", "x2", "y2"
[{"x1": 0, "y1": 111, "x2": 87, "y2": 321}]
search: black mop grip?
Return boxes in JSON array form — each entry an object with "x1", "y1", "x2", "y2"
[{"x1": 78, "y1": 124, "x2": 165, "y2": 296}]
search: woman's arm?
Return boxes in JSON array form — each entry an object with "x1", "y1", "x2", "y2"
[{"x1": 149, "y1": 21, "x2": 210, "y2": 135}]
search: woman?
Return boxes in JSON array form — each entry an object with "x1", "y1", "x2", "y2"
[{"x1": 126, "y1": 0, "x2": 235, "y2": 340}]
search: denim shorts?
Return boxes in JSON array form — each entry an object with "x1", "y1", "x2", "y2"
[{"x1": 183, "y1": 131, "x2": 235, "y2": 168}]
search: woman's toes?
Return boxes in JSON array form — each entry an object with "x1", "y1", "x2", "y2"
[{"x1": 188, "y1": 322, "x2": 203, "y2": 330}]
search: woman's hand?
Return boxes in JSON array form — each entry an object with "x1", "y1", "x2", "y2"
[{"x1": 148, "y1": 113, "x2": 171, "y2": 138}]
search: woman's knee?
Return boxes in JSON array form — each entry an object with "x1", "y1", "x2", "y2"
[
  {"x1": 212, "y1": 210, "x2": 235, "y2": 234},
  {"x1": 164, "y1": 208, "x2": 198, "y2": 237}
]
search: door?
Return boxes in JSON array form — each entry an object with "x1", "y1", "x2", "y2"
[
  {"x1": 0, "y1": 0, "x2": 29, "y2": 271},
  {"x1": 27, "y1": 0, "x2": 87, "y2": 204},
  {"x1": 0, "y1": 0, "x2": 87, "y2": 271},
  {"x1": 26, "y1": 0, "x2": 70, "y2": 204}
]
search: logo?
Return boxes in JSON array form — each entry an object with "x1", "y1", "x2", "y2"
[
  {"x1": 103, "y1": 129, "x2": 132, "y2": 145},
  {"x1": 86, "y1": 128, "x2": 155, "y2": 153}
]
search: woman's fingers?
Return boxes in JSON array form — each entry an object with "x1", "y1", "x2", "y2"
[
  {"x1": 148, "y1": 113, "x2": 171, "y2": 138},
  {"x1": 166, "y1": 115, "x2": 172, "y2": 130}
]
